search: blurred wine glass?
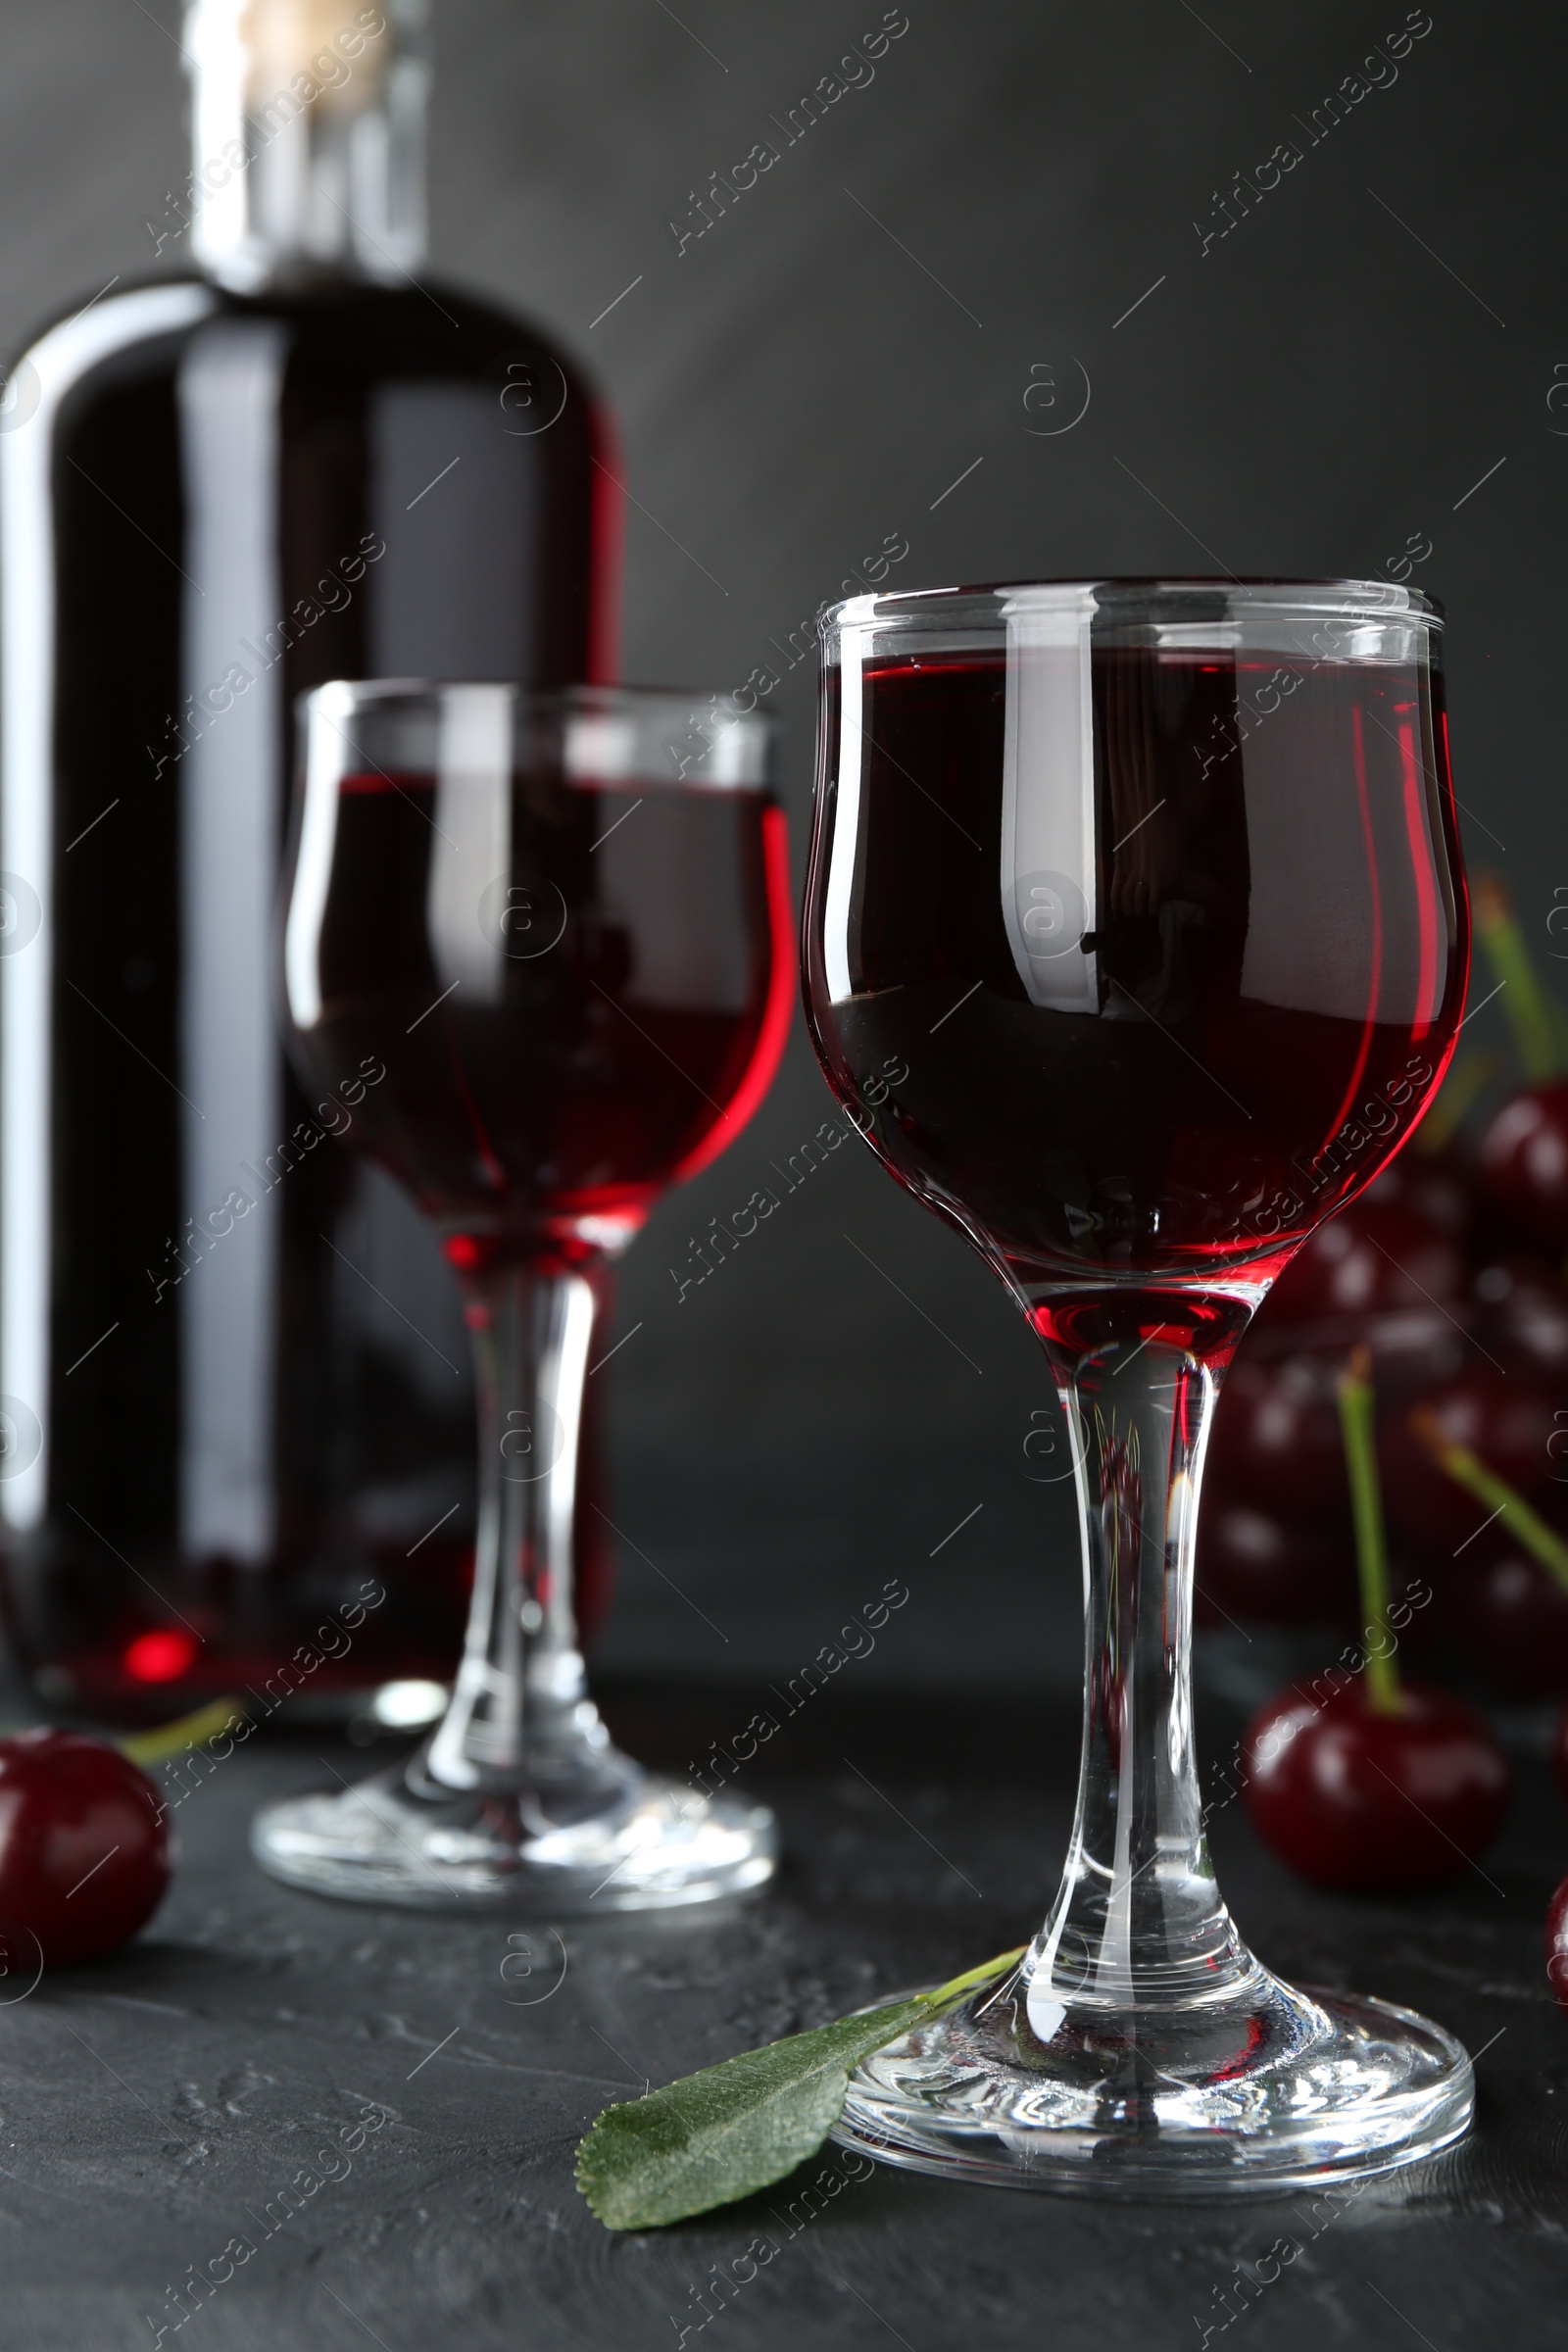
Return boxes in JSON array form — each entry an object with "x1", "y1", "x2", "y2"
[{"x1": 252, "y1": 681, "x2": 791, "y2": 1909}]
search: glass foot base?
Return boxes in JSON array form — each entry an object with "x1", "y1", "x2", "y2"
[
  {"x1": 831, "y1": 1967, "x2": 1472, "y2": 2198},
  {"x1": 250, "y1": 1752, "x2": 777, "y2": 1913}
]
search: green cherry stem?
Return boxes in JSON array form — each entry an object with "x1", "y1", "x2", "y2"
[
  {"x1": 1410, "y1": 1410, "x2": 1568, "y2": 1597},
  {"x1": 1337, "y1": 1344, "x2": 1402, "y2": 1714},
  {"x1": 917, "y1": 1944, "x2": 1028, "y2": 2009},
  {"x1": 119, "y1": 1697, "x2": 248, "y2": 1768},
  {"x1": 1475, "y1": 870, "x2": 1562, "y2": 1085}
]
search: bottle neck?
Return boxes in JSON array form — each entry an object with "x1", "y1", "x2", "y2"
[{"x1": 184, "y1": 1, "x2": 428, "y2": 293}]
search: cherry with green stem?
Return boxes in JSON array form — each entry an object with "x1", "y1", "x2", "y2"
[
  {"x1": 1408, "y1": 1413, "x2": 1568, "y2": 1802},
  {"x1": 1380, "y1": 1365, "x2": 1561, "y2": 1549},
  {"x1": 1473, "y1": 873, "x2": 1568, "y2": 1250},
  {"x1": 1243, "y1": 1347, "x2": 1509, "y2": 1890},
  {"x1": 1409, "y1": 1406, "x2": 1568, "y2": 1591}
]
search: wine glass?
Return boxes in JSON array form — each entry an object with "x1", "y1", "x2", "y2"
[
  {"x1": 804, "y1": 580, "x2": 1474, "y2": 2193},
  {"x1": 251, "y1": 682, "x2": 790, "y2": 1909}
]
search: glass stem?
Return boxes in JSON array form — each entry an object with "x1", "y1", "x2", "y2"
[
  {"x1": 422, "y1": 1260, "x2": 602, "y2": 1792},
  {"x1": 1025, "y1": 1327, "x2": 1256, "y2": 2037}
]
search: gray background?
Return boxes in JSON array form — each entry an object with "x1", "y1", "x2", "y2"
[{"x1": 0, "y1": 0, "x2": 1558, "y2": 1696}]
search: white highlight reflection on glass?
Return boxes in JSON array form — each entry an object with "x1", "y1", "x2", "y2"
[
  {"x1": 822, "y1": 624, "x2": 864, "y2": 1007},
  {"x1": 999, "y1": 586, "x2": 1099, "y2": 1015},
  {"x1": 0, "y1": 283, "x2": 217, "y2": 1534},
  {"x1": 284, "y1": 680, "x2": 355, "y2": 1032},
  {"x1": 427, "y1": 683, "x2": 511, "y2": 1006}
]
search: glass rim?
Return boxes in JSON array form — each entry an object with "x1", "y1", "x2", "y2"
[
  {"x1": 294, "y1": 679, "x2": 777, "y2": 795},
  {"x1": 817, "y1": 575, "x2": 1444, "y2": 642},
  {"x1": 294, "y1": 678, "x2": 781, "y2": 732}
]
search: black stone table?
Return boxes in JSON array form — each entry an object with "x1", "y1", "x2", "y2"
[{"x1": 3, "y1": 1683, "x2": 1564, "y2": 2352}]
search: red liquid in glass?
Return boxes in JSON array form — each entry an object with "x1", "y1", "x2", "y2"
[
  {"x1": 293, "y1": 774, "x2": 792, "y2": 1268},
  {"x1": 805, "y1": 647, "x2": 1467, "y2": 1348}
]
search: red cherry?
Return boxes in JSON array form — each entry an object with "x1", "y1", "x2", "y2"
[
  {"x1": 1242, "y1": 1677, "x2": 1510, "y2": 1889},
  {"x1": 1547, "y1": 1873, "x2": 1568, "y2": 2017},
  {"x1": 1377, "y1": 1364, "x2": 1561, "y2": 1550},
  {"x1": 1206, "y1": 1355, "x2": 1346, "y2": 1520},
  {"x1": 1267, "y1": 1201, "x2": 1464, "y2": 1327},
  {"x1": 1442, "y1": 1552, "x2": 1568, "y2": 1698},
  {"x1": 1472, "y1": 1256, "x2": 1568, "y2": 1386},
  {"x1": 1363, "y1": 1157, "x2": 1473, "y2": 1243},
  {"x1": 1478, "y1": 1081, "x2": 1568, "y2": 1250},
  {"x1": 0, "y1": 1731, "x2": 171, "y2": 1964},
  {"x1": 1197, "y1": 1502, "x2": 1357, "y2": 1626}
]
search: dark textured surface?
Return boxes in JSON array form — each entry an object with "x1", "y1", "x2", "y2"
[{"x1": 0, "y1": 1690, "x2": 1563, "y2": 2352}]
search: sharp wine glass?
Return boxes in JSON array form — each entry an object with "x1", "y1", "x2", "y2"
[{"x1": 803, "y1": 580, "x2": 1473, "y2": 2193}]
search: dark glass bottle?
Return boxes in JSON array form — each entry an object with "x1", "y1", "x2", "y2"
[{"x1": 0, "y1": 0, "x2": 621, "y2": 1720}]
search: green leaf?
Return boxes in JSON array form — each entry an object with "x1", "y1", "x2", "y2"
[{"x1": 575, "y1": 1944, "x2": 1024, "y2": 2230}]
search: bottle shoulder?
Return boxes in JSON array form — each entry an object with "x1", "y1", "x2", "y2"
[
  {"x1": 13, "y1": 277, "x2": 218, "y2": 391},
  {"x1": 14, "y1": 270, "x2": 601, "y2": 413},
  {"x1": 240, "y1": 274, "x2": 600, "y2": 399}
]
